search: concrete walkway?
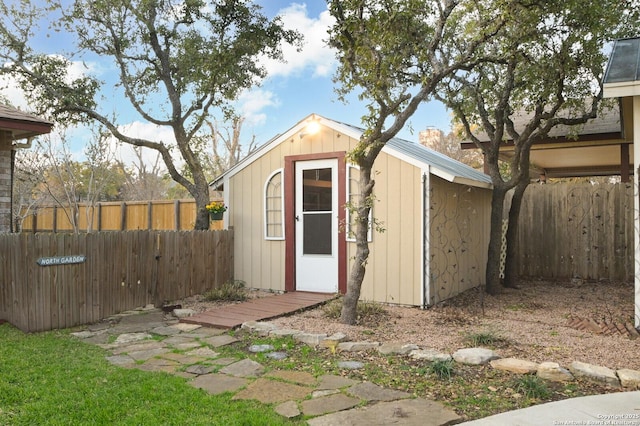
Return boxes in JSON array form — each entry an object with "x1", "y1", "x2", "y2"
[
  {"x1": 460, "y1": 391, "x2": 640, "y2": 425},
  {"x1": 72, "y1": 307, "x2": 640, "y2": 426}
]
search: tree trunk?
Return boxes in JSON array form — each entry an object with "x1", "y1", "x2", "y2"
[
  {"x1": 341, "y1": 165, "x2": 374, "y2": 325},
  {"x1": 485, "y1": 185, "x2": 507, "y2": 295},
  {"x1": 193, "y1": 178, "x2": 212, "y2": 231},
  {"x1": 503, "y1": 177, "x2": 530, "y2": 289}
]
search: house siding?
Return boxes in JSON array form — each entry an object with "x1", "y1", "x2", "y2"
[
  {"x1": 428, "y1": 176, "x2": 490, "y2": 305},
  {"x1": 0, "y1": 131, "x2": 12, "y2": 233}
]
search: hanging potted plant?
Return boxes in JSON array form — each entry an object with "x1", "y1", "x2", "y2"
[{"x1": 206, "y1": 201, "x2": 227, "y2": 221}]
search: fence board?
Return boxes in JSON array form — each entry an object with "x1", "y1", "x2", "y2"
[
  {"x1": 0, "y1": 230, "x2": 233, "y2": 332},
  {"x1": 20, "y1": 199, "x2": 224, "y2": 232},
  {"x1": 516, "y1": 182, "x2": 633, "y2": 281}
]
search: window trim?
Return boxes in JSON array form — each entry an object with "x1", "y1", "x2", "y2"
[{"x1": 264, "y1": 168, "x2": 285, "y2": 240}]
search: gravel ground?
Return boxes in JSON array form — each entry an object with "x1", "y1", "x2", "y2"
[{"x1": 182, "y1": 279, "x2": 640, "y2": 372}]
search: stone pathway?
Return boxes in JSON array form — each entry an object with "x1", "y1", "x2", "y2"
[
  {"x1": 72, "y1": 306, "x2": 640, "y2": 425},
  {"x1": 72, "y1": 306, "x2": 461, "y2": 425}
]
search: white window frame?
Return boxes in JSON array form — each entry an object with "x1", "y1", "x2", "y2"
[
  {"x1": 346, "y1": 164, "x2": 372, "y2": 242},
  {"x1": 264, "y1": 168, "x2": 285, "y2": 240}
]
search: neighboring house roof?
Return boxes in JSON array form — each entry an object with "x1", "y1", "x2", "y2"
[
  {"x1": 213, "y1": 114, "x2": 492, "y2": 189},
  {"x1": 460, "y1": 101, "x2": 631, "y2": 178},
  {"x1": 0, "y1": 104, "x2": 54, "y2": 141}
]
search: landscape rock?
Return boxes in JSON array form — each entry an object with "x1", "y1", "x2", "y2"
[
  {"x1": 114, "y1": 332, "x2": 152, "y2": 344},
  {"x1": 248, "y1": 344, "x2": 274, "y2": 353},
  {"x1": 269, "y1": 328, "x2": 302, "y2": 337},
  {"x1": 266, "y1": 370, "x2": 317, "y2": 386},
  {"x1": 307, "y1": 397, "x2": 462, "y2": 426},
  {"x1": 185, "y1": 364, "x2": 216, "y2": 375},
  {"x1": 275, "y1": 401, "x2": 301, "y2": 419},
  {"x1": 570, "y1": 361, "x2": 620, "y2": 387},
  {"x1": 409, "y1": 349, "x2": 452, "y2": 362},
  {"x1": 337, "y1": 341, "x2": 380, "y2": 352},
  {"x1": 185, "y1": 347, "x2": 220, "y2": 358},
  {"x1": 490, "y1": 358, "x2": 539, "y2": 374},
  {"x1": 347, "y1": 382, "x2": 411, "y2": 401},
  {"x1": 241, "y1": 321, "x2": 278, "y2": 336},
  {"x1": 295, "y1": 332, "x2": 328, "y2": 346},
  {"x1": 168, "y1": 323, "x2": 201, "y2": 332},
  {"x1": 452, "y1": 348, "x2": 499, "y2": 365},
  {"x1": 127, "y1": 347, "x2": 171, "y2": 361},
  {"x1": 105, "y1": 354, "x2": 135, "y2": 366},
  {"x1": 537, "y1": 362, "x2": 574, "y2": 382},
  {"x1": 71, "y1": 330, "x2": 100, "y2": 339},
  {"x1": 316, "y1": 374, "x2": 358, "y2": 390},
  {"x1": 202, "y1": 334, "x2": 239, "y2": 348},
  {"x1": 219, "y1": 359, "x2": 265, "y2": 378},
  {"x1": 233, "y1": 378, "x2": 311, "y2": 404},
  {"x1": 617, "y1": 368, "x2": 640, "y2": 389},
  {"x1": 266, "y1": 351, "x2": 288, "y2": 360},
  {"x1": 190, "y1": 373, "x2": 247, "y2": 395},
  {"x1": 326, "y1": 332, "x2": 348, "y2": 342},
  {"x1": 150, "y1": 326, "x2": 182, "y2": 336},
  {"x1": 301, "y1": 393, "x2": 360, "y2": 417},
  {"x1": 172, "y1": 308, "x2": 196, "y2": 318},
  {"x1": 337, "y1": 361, "x2": 365, "y2": 370},
  {"x1": 377, "y1": 342, "x2": 419, "y2": 355},
  {"x1": 111, "y1": 340, "x2": 166, "y2": 354}
]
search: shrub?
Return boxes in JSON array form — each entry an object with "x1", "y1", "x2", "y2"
[
  {"x1": 322, "y1": 298, "x2": 387, "y2": 324},
  {"x1": 464, "y1": 330, "x2": 502, "y2": 347},
  {"x1": 513, "y1": 375, "x2": 551, "y2": 399},
  {"x1": 427, "y1": 360, "x2": 455, "y2": 380},
  {"x1": 203, "y1": 280, "x2": 247, "y2": 302}
]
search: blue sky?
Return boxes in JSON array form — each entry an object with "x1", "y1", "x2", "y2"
[{"x1": 2, "y1": 1, "x2": 452, "y2": 163}]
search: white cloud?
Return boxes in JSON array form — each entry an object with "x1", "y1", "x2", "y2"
[
  {"x1": 262, "y1": 3, "x2": 337, "y2": 78},
  {"x1": 236, "y1": 89, "x2": 279, "y2": 127},
  {"x1": 0, "y1": 74, "x2": 29, "y2": 109},
  {"x1": 112, "y1": 121, "x2": 178, "y2": 171}
]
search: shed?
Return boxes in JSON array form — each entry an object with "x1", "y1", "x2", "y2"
[
  {"x1": 214, "y1": 114, "x2": 492, "y2": 307},
  {"x1": 0, "y1": 105, "x2": 53, "y2": 233}
]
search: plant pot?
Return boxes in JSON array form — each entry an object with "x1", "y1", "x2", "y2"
[{"x1": 209, "y1": 211, "x2": 224, "y2": 221}]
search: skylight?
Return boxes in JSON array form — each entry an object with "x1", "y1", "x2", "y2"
[{"x1": 604, "y1": 37, "x2": 640, "y2": 84}]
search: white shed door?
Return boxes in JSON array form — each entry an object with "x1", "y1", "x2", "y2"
[{"x1": 295, "y1": 159, "x2": 338, "y2": 293}]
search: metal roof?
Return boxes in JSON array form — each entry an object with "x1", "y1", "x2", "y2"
[
  {"x1": 333, "y1": 120, "x2": 492, "y2": 188},
  {"x1": 213, "y1": 114, "x2": 492, "y2": 189}
]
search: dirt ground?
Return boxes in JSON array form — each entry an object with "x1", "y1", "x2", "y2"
[{"x1": 182, "y1": 279, "x2": 640, "y2": 372}]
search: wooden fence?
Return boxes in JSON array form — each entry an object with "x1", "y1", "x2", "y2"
[
  {"x1": 20, "y1": 199, "x2": 223, "y2": 232},
  {"x1": 0, "y1": 230, "x2": 233, "y2": 332},
  {"x1": 515, "y1": 182, "x2": 633, "y2": 281}
]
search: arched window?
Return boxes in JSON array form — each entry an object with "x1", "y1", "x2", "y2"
[{"x1": 264, "y1": 169, "x2": 284, "y2": 239}]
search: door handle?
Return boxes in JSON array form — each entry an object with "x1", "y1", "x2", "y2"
[{"x1": 295, "y1": 215, "x2": 300, "y2": 221}]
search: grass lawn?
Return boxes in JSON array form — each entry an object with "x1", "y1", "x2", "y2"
[{"x1": 0, "y1": 324, "x2": 302, "y2": 426}]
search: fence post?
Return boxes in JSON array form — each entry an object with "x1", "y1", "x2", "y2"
[
  {"x1": 120, "y1": 202, "x2": 126, "y2": 231},
  {"x1": 97, "y1": 203, "x2": 102, "y2": 232},
  {"x1": 147, "y1": 201, "x2": 153, "y2": 230},
  {"x1": 174, "y1": 200, "x2": 180, "y2": 230}
]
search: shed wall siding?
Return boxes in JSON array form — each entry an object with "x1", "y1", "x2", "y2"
[
  {"x1": 229, "y1": 127, "x2": 357, "y2": 291},
  {"x1": 349, "y1": 154, "x2": 423, "y2": 306},
  {"x1": 229, "y1": 132, "x2": 491, "y2": 306},
  {"x1": 428, "y1": 177, "x2": 490, "y2": 305}
]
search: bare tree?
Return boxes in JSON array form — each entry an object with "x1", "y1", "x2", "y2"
[{"x1": 0, "y1": 0, "x2": 300, "y2": 229}]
